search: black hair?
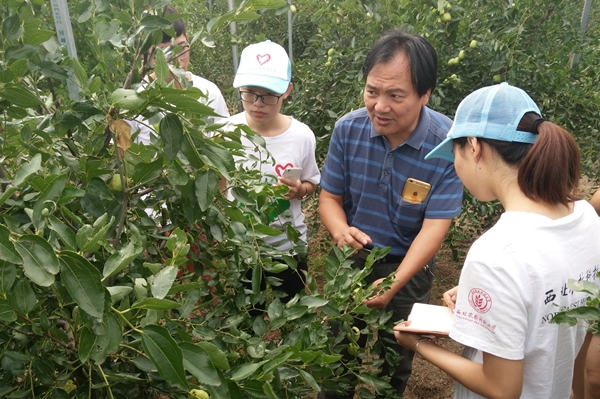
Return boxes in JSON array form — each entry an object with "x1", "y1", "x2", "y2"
[
  {"x1": 161, "y1": 5, "x2": 186, "y2": 44},
  {"x1": 362, "y1": 29, "x2": 437, "y2": 97}
]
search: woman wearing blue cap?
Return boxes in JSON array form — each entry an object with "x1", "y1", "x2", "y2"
[
  {"x1": 394, "y1": 83, "x2": 600, "y2": 398},
  {"x1": 225, "y1": 40, "x2": 320, "y2": 308}
]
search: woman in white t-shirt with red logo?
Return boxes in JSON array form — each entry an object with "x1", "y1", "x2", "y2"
[{"x1": 394, "y1": 83, "x2": 600, "y2": 399}]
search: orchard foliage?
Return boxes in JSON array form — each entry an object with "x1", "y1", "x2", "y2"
[
  {"x1": 0, "y1": 0, "x2": 402, "y2": 398},
  {"x1": 1, "y1": 0, "x2": 600, "y2": 398}
]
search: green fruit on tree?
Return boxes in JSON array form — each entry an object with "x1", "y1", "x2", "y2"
[
  {"x1": 348, "y1": 343, "x2": 360, "y2": 356},
  {"x1": 442, "y1": 12, "x2": 451, "y2": 21},
  {"x1": 109, "y1": 174, "x2": 123, "y2": 192},
  {"x1": 290, "y1": 5, "x2": 296, "y2": 14},
  {"x1": 327, "y1": 48, "x2": 335, "y2": 56},
  {"x1": 41, "y1": 208, "x2": 50, "y2": 217},
  {"x1": 366, "y1": 12, "x2": 372, "y2": 18},
  {"x1": 469, "y1": 40, "x2": 478, "y2": 49},
  {"x1": 445, "y1": 2, "x2": 452, "y2": 10},
  {"x1": 447, "y1": 58, "x2": 459, "y2": 66},
  {"x1": 325, "y1": 61, "x2": 332, "y2": 67},
  {"x1": 458, "y1": 50, "x2": 466, "y2": 60},
  {"x1": 190, "y1": 389, "x2": 209, "y2": 399},
  {"x1": 493, "y1": 74, "x2": 502, "y2": 83},
  {"x1": 327, "y1": 56, "x2": 333, "y2": 63}
]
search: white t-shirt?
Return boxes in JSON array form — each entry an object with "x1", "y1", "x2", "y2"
[
  {"x1": 225, "y1": 111, "x2": 321, "y2": 252},
  {"x1": 450, "y1": 200, "x2": 600, "y2": 399},
  {"x1": 128, "y1": 72, "x2": 230, "y2": 145}
]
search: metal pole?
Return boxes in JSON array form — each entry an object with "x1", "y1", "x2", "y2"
[
  {"x1": 571, "y1": 0, "x2": 593, "y2": 68},
  {"x1": 50, "y1": 0, "x2": 80, "y2": 101},
  {"x1": 287, "y1": 0, "x2": 293, "y2": 62},
  {"x1": 228, "y1": 0, "x2": 239, "y2": 74}
]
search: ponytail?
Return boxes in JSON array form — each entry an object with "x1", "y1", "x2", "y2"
[{"x1": 517, "y1": 114, "x2": 580, "y2": 206}]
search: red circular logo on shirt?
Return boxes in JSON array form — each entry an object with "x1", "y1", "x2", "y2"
[{"x1": 468, "y1": 288, "x2": 492, "y2": 313}]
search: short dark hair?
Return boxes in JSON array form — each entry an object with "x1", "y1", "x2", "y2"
[
  {"x1": 362, "y1": 29, "x2": 437, "y2": 97},
  {"x1": 161, "y1": 5, "x2": 186, "y2": 44}
]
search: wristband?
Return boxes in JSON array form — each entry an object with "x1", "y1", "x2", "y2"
[
  {"x1": 413, "y1": 337, "x2": 434, "y2": 352},
  {"x1": 299, "y1": 184, "x2": 310, "y2": 200}
]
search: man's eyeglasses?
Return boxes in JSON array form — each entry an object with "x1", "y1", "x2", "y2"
[{"x1": 239, "y1": 91, "x2": 282, "y2": 105}]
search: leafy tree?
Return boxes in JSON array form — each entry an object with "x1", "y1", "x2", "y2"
[{"x1": 0, "y1": 0, "x2": 402, "y2": 398}]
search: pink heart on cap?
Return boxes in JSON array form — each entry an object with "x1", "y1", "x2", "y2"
[{"x1": 256, "y1": 54, "x2": 271, "y2": 65}]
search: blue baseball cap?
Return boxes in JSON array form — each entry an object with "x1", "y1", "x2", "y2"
[
  {"x1": 233, "y1": 40, "x2": 292, "y2": 95},
  {"x1": 425, "y1": 83, "x2": 542, "y2": 162}
]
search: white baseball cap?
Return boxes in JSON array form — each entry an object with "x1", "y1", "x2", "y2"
[{"x1": 233, "y1": 40, "x2": 292, "y2": 94}]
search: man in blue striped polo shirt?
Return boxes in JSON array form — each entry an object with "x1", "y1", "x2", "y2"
[{"x1": 318, "y1": 29, "x2": 463, "y2": 398}]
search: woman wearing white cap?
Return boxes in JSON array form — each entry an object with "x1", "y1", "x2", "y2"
[
  {"x1": 225, "y1": 40, "x2": 321, "y2": 309},
  {"x1": 394, "y1": 83, "x2": 600, "y2": 398}
]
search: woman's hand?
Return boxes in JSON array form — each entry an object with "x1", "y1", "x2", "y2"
[
  {"x1": 443, "y1": 286, "x2": 459, "y2": 310},
  {"x1": 393, "y1": 321, "x2": 423, "y2": 350},
  {"x1": 279, "y1": 176, "x2": 305, "y2": 200}
]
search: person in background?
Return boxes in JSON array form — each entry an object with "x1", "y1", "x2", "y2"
[
  {"x1": 573, "y1": 187, "x2": 600, "y2": 399},
  {"x1": 226, "y1": 40, "x2": 320, "y2": 307},
  {"x1": 130, "y1": 4, "x2": 230, "y2": 144},
  {"x1": 317, "y1": 29, "x2": 463, "y2": 398},
  {"x1": 394, "y1": 83, "x2": 600, "y2": 399}
]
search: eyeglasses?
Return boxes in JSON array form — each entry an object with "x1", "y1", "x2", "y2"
[{"x1": 239, "y1": 91, "x2": 282, "y2": 105}]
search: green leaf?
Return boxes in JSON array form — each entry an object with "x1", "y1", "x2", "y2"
[
  {"x1": 195, "y1": 170, "x2": 219, "y2": 212},
  {"x1": 566, "y1": 306, "x2": 600, "y2": 321},
  {"x1": 107, "y1": 286, "x2": 133, "y2": 305},
  {"x1": 10, "y1": 59, "x2": 29, "y2": 78},
  {"x1": 13, "y1": 153, "x2": 41, "y2": 187},
  {"x1": 357, "y1": 373, "x2": 393, "y2": 391},
  {"x1": 110, "y1": 88, "x2": 146, "y2": 110},
  {"x1": 131, "y1": 297, "x2": 181, "y2": 310},
  {"x1": 71, "y1": 58, "x2": 88, "y2": 87},
  {"x1": 232, "y1": 12, "x2": 261, "y2": 22},
  {"x1": 91, "y1": 312, "x2": 122, "y2": 362},
  {"x1": 0, "y1": 185, "x2": 17, "y2": 207},
  {"x1": 0, "y1": 225, "x2": 22, "y2": 264},
  {"x1": 150, "y1": 265, "x2": 178, "y2": 299},
  {"x1": 142, "y1": 325, "x2": 188, "y2": 390},
  {"x1": 0, "y1": 85, "x2": 43, "y2": 108},
  {"x1": 253, "y1": 224, "x2": 284, "y2": 236},
  {"x1": 48, "y1": 216, "x2": 77, "y2": 250},
  {"x1": 11, "y1": 279, "x2": 36, "y2": 314},
  {"x1": 139, "y1": 15, "x2": 172, "y2": 30},
  {"x1": 199, "y1": 142, "x2": 235, "y2": 177},
  {"x1": 160, "y1": 113, "x2": 183, "y2": 161},
  {"x1": 14, "y1": 235, "x2": 59, "y2": 287},
  {"x1": 103, "y1": 241, "x2": 143, "y2": 279},
  {"x1": 94, "y1": 21, "x2": 119, "y2": 41},
  {"x1": 154, "y1": 48, "x2": 170, "y2": 84},
  {"x1": 231, "y1": 363, "x2": 261, "y2": 381},
  {"x1": 78, "y1": 215, "x2": 115, "y2": 253},
  {"x1": 2, "y1": 14, "x2": 22, "y2": 41},
  {"x1": 165, "y1": 161, "x2": 189, "y2": 186},
  {"x1": 78, "y1": 326, "x2": 97, "y2": 363},
  {"x1": 568, "y1": 279, "x2": 600, "y2": 296},
  {"x1": 180, "y1": 343, "x2": 221, "y2": 386},
  {"x1": 0, "y1": 262, "x2": 17, "y2": 295},
  {"x1": 22, "y1": 28, "x2": 54, "y2": 46},
  {"x1": 133, "y1": 157, "x2": 164, "y2": 185},
  {"x1": 59, "y1": 251, "x2": 106, "y2": 319},
  {"x1": 196, "y1": 342, "x2": 230, "y2": 371},
  {"x1": 32, "y1": 174, "x2": 68, "y2": 230},
  {"x1": 0, "y1": 300, "x2": 17, "y2": 322},
  {"x1": 299, "y1": 296, "x2": 329, "y2": 309}
]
